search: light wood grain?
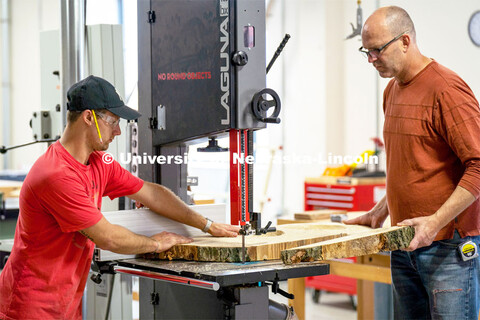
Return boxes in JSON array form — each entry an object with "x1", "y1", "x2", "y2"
[
  {"x1": 357, "y1": 278, "x2": 375, "y2": 320},
  {"x1": 326, "y1": 260, "x2": 391, "y2": 284},
  {"x1": 294, "y1": 209, "x2": 347, "y2": 220},
  {"x1": 279, "y1": 211, "x2": 392, "y2": 227},
  {"x1": 4, "y1": 188, "x2": 21, "y2": 198},
  {"x1": 288, "y1": 278, "x2": 305, "y2": 320},
  {"x1": 0, "y1": 180, "x2": 22, "y2": 196}
]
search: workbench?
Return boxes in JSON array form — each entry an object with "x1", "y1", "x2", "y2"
[
  {"x1": 0, "y1": 180, "x2": 22, "y2": 198},
  {"x1": 0, "y1": 180, "x2": 21, "y2": 253}
]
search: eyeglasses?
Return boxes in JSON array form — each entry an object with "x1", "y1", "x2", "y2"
[
  {"x1": 96, "y1": 112, "x2": 120, "y2": 128},
  {"x1": 358, "y1": 31, "x2": 408, "y2": 59}
]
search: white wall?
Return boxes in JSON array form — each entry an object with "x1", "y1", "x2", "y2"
[
  {"x1": 0, "y1": 0, "x2": 59, "y2": 171},
  {"x1": 0, "y1": 2, "x2": 3, "y2": 169},
  {"x1": 280, "y1": 0, "x2": 328, "y2": 214},
  {"x1": 342, "y1": 0, "x2": 381, "y2": 156}
]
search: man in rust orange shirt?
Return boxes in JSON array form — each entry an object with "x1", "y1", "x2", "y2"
[{"x1": 345, "y1": 6, "x2": 480, "y2": 319}]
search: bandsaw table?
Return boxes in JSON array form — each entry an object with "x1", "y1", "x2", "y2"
[{"x1": 90, "y1": 207, "x2": 330, "y2": 319}]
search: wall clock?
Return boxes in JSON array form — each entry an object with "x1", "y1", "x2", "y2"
[{"x1": 468, "y1": 10, "x2": 480, "y2": 47}]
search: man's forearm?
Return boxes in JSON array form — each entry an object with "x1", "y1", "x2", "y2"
[
  {"x1": 106, "y1": 224, "x2": 159, "y2": 254},
  {"x1": 432, "y1": 185, "x2": 476, "y2": 229},
  {"x1": 372, "y1": 194, "x2": 388, "y2": 215},
  {"x1": 128, "y1": 181, "x2": 240, "y2": 237},
  {"x1": 399, "y1": 185, "x2": 477, "y2": 250},
  {"x1": 135, "y1": 182, "x2": 207, "y2": 230},
  {"x1": 81, "y1": 218, "x2": 158, "y2": 254},
  {"x1": 368, "y1": 193, "x2": 390, "y2": 227}
]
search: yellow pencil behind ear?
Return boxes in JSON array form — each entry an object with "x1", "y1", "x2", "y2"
[{"x1": 91, "y1": 110, "x2": 103, "y2": 143}]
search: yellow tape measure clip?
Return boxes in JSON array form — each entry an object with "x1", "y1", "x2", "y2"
[{"x1": 458, "y1": 240, "x2": 478, "y2": 261}]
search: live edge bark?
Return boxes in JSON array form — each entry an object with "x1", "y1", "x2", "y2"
[{"x1": 281, "y1": 226, "x2": 415, "y2": 264}]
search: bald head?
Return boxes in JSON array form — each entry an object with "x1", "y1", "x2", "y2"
[
  {"x1": 361, "y1": 6, "x2": 430, "y2": 83},
  {"x1": 364, "y1": 6, "x2": 416, "y2": 41}
]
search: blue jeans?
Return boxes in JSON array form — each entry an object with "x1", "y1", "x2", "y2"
[{"x1": 391, "y1": 230, "x2": 480, "y2": 320}]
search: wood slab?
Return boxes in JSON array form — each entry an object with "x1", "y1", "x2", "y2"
[
  {"x1": 149, "y1": 223, "x2": 353, "y2": 263},
  {"x1": 281, "y1": 226, "x2": 414, "y2": 264},
  {"x1": 294, "y1": 209, "x2": 347, "y2": 220}
]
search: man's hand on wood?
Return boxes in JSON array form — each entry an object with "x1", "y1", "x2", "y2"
[
  {"x1": 151, "y1": 231, "x2": 193, "y2": 252},
  {"x1": 343, "y1": 208, "x2": 388, "y2": 228},
  {"x1": 344, "y1": 195, "x2": 389, "y2": 228},
  {"x1": 208, "y1": 223, "x2": 240, "y2": 237},
  {"x1": 397, "y1": 215, "x2": 441, "y2": 251}
]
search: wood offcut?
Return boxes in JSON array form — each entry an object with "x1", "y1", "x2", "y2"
[
  {"x1": 281, "y1": 226, "x2": 415, "y2": 264},
  {"x1": 294, "y1": 209, "x2": 347, "y2": 220}
]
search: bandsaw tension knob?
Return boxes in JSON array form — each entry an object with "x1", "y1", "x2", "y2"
[
  {"x1": 251, "y1": 88, "x2": 281, "y2": 124},
  {"x1": 232, "y1": 51, "x2": 248, "y2": 66}
]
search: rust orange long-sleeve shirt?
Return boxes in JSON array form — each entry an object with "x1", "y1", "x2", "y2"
[{"x1": 383, "y1": 60, "x2": 480, "y2": 241}]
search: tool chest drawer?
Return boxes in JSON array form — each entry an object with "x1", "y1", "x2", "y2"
[{"x1": 304, "y1": 180, "x2": 385, "y2": 211}]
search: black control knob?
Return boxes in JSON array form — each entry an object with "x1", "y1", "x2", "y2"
[
  {"x1": 232, "y1": 51, "x2": 248, "y2": 66},
  {"x1": 90, "y1": 273, "x2": 102, "y2": 284}
]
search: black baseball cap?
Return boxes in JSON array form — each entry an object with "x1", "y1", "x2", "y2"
[{"x1": 67, "y1": 75, "x2": 141, "y2": 120}]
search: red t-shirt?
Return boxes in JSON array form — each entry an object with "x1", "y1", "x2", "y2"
[{"x1": 0, "y1": 141, "x2": 143, "y2": 320}]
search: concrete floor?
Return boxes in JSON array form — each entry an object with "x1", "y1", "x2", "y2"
[
  {"x1": 270, "y1": 282, "x2": 357, "y2": 320},
  {"x1": 303, "y1": 291, "x2": 357, "y2": 320}
]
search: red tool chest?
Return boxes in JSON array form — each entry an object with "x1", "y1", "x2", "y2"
[
  {"x1": 305, "y1": 257, "x2": 357, "y2": 295},
  {"x1": 304, "y1": 177, "x2": 386, "y2": 211}
]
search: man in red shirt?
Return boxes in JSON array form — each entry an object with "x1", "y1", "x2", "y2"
[
  {"x1": 345, "y1": 6, "x2": 480, "y2": 319},
  {"x1": 0, "y1": 76, "x2": 239, "y2": 319}
]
